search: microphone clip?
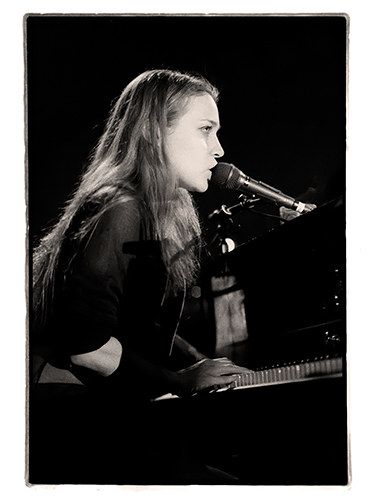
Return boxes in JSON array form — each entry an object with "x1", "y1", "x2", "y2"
[
  {"x1": 207, "y1": 194, "x2": 260, "y2": 223},
  {"x1": 207, "y1": 195, "x2": 261, "y2": 257}
]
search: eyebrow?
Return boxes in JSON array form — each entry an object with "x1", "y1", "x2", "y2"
[{"x1": 200, "y1": 119, "x2": 221, "y2": 130}]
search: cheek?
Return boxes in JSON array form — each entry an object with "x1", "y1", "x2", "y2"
[
  {"x1": 174, "y1": 135, "x2": 196, "y2": 157},
  {"x1": 167, "y1": 137, "x2": 198, "y2": 170},
  {"x1": 166, "y1": 134, "x2": 187, "y2": 163}
]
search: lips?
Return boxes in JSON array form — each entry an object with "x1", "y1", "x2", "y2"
[{"x1": 208, "y1": 163, "x2": 218, "y2": 177}]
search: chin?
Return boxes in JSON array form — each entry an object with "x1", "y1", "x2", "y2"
[
  {"x1": 184, "y1": 182, "x2": 208, "y2": 193},
  {"x1": 179, "y1": 179, "x2": 209, "y2": 193},
  {"x1": 192, "y1": 184, "x2": 209, "y2": 193},
  {"x1": 196, "y1": 178, "x2": 210, "y2": 193}
]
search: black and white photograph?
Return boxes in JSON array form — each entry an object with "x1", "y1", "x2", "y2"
[{"x1": 25, "y1": 13, "x2": 348, "y2": 487}]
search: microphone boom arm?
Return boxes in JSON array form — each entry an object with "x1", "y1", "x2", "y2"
[
  {"x1": 207, "y1": 194, "x2": 260, "y2": 222},
  {"x1": 240, "y1": 174, "x2": 305, "y2": 212}
]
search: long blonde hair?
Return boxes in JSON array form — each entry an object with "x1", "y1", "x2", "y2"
[{"x1": 32, "y1": 69, "x2": 219, "y2": 331}]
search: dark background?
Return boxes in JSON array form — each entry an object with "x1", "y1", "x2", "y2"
[
  {"x1": 26, "y1": 16, "x2": 349, "y2": 485},
  {"x1": 26, "y1": 14, "x2": 347, "y2": 248}
]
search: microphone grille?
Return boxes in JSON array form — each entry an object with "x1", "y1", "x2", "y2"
[{"x1": 211, "y1": 162, "x2": 241, "y2": 190}]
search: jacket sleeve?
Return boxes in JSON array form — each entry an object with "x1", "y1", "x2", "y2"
[{"x1": 54, "y1": 200, "x2": 142, "y2": 356}]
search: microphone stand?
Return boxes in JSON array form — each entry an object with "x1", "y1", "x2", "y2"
[{"x1": 207, "y1": 195, "x2": 260, "y2": 256}]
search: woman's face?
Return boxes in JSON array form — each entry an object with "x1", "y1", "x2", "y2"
[{"x1": 164, "y1": 93, "x2": 224, "y2": 192}]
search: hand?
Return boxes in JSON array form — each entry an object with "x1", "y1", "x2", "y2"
[
  {"x1": 280, "y1": 203, "x2": 316, "y2": 221},
  {"x1": 303, "y1": 203, "x2": 317, "y2": 213},
  {"x1": 176, "y1": 357, "x2": 252, "y2": 396}
]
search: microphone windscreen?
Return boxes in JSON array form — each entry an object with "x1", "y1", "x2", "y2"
[{"x1": 211, "y1": 163, "x2": 241, "y2": 190}]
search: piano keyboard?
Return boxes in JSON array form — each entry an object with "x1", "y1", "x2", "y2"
[
  {"x1": 231, "y1": 356, "x2": 343, "y2": 391},
  {"x1": 152, "y1": 356, "x2": 343, "y2": 401}
]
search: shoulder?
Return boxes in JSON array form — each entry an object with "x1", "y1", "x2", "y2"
[
  {"x1": 103, "y1": 196, "x2": 141, "y2": 223},
  {"x1": 95, "y1": 196, "x2": 143, "y2": 242},
  {"x1": 80, "y1": 196, "x2": 146, "y2": 270}
]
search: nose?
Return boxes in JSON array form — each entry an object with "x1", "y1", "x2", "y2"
[{"x1": 213, "y1": 136, "x2": 224, "y2": 159}]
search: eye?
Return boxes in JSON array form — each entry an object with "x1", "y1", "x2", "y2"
[{"x1": 201, "y1": 125, "x2": 213, "y2": 133}]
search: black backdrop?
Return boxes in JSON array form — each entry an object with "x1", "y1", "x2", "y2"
[
  {"x1": 26, "y1": 15, "x2": 349, "y2": 485},
  {"x1": 27, "y1": 14, "x2": 347, "y2": 247}
]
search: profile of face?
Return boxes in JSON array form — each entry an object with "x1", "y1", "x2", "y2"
[{"x1": 164, "y1": 93, "x2": 224, "y2": 193}]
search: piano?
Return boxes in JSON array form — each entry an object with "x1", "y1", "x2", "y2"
[
  {"x1": 212, "y1": 196, "x2": 346, "y2": 366},
  {"x1": 173, "y1": 196, "x2": 348, "y2": 485}
]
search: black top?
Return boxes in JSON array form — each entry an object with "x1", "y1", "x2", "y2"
[{"x1": 37, "y1": 197, "x2": 184, "y2": 391}]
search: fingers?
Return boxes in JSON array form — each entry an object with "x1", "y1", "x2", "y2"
[
  {"x1": 304, "y1": 203, "x2": 317, "y2": 212},
  {"x1": 213, "y1": 374, "x2": 241, "y2": 385},
  {"x1": 210, "y1": 358, "x2": 252, "y2": 375},
  {"x1": 206, "y1": 358, "x2": 253, "y2": 376},
  {"x1": 176, "y1": 358, "x2": 252, "y2": 396},
  {"x1": 194, "y1": 380, "x2": 237, "y2": 396},
  {"x1": 182, "y1": 375, "x2": 239, "y2": 398}
]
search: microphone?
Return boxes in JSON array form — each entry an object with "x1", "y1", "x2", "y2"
[{"x1": 211, "y1": 162, "x2": 307, "y2": 213}]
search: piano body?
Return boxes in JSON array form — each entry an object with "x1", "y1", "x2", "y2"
[
  {"x1": 177, "y1": 196, "x2": 348, "y2": 485},
  {"x1": 213, "y1": 196, "x2": 346, "y2": 366}
]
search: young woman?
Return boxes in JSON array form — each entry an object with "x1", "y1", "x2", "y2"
[{"x1": 30, "y1": 69, "x2": 250, "y2": 485}]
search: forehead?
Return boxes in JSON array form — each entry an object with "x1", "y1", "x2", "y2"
[{"x1": 180, "y1": 94, "x2": 219, "y2": 122}]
